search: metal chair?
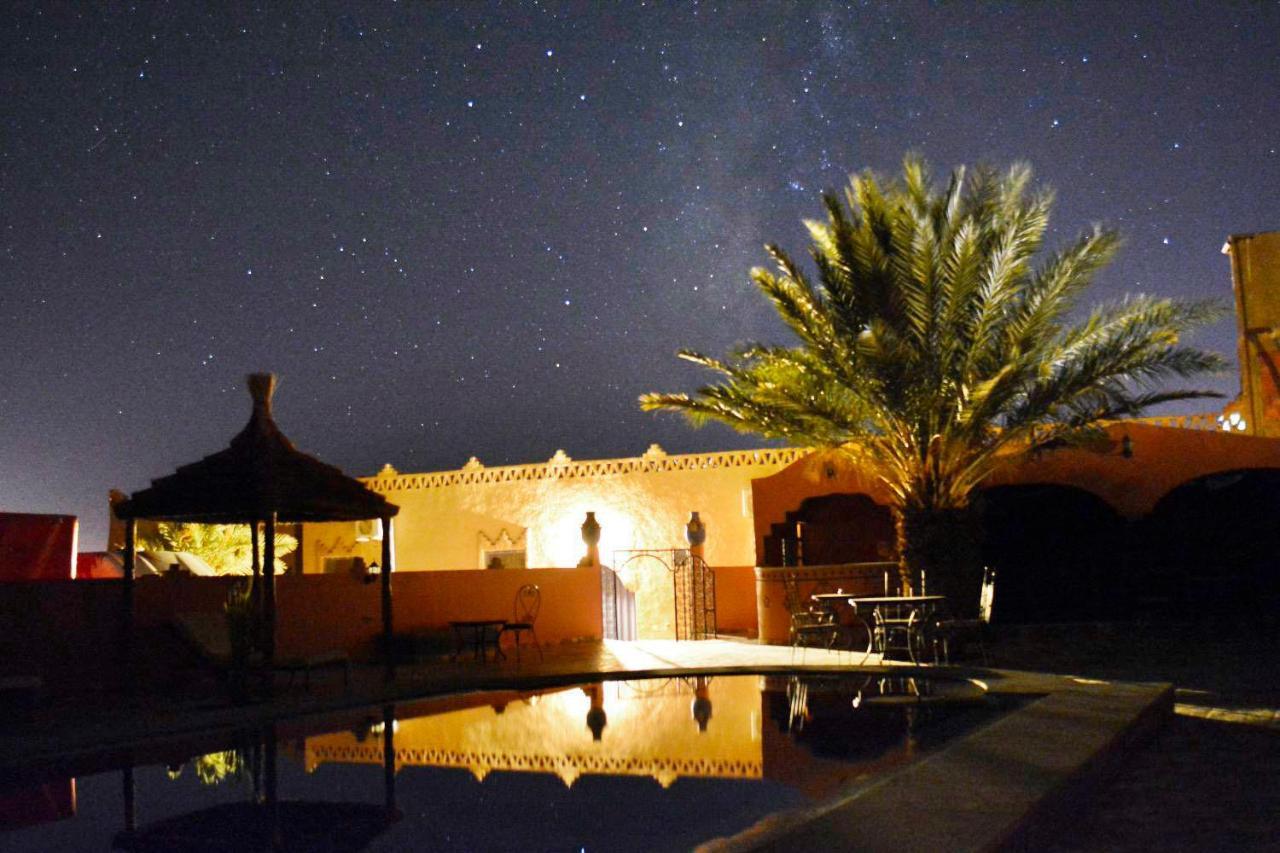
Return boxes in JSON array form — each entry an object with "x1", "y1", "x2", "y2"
[
  {"x1": 499, "y1": 584, "x2": 542, "y2": 662},
  {"x1": 782, "y1": 572, "x2": 840, "y2": 653},
  {"x1": 933, "y1": 567, "x2": 996, "y2": 664}
]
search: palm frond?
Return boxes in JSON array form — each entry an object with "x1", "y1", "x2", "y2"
[{"x1": 641, "y1": 157, "x2": 1224, "y2": 516}]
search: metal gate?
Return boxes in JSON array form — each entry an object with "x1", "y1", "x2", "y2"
[{"x1": 613, "y1": 549, "x2": 717, "y2": 641}]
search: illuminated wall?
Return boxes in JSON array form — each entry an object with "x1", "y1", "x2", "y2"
[
  {"x1": 301, "y1": 445, "x2": 804, "y2": 574},
  {"x1": 1224, "y1": 231, "x2": 1280, "y2": 437},
  {"x1": 305, "y1": 676, "x2": 764, "y2": 787}
]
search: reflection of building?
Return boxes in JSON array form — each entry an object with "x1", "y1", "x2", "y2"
[
  {"x1": 305, "y1": 677, "x2": 765, "y2": 788},
  {"x1": 301, "y1": 675, "x2": 935, "y2": 802},
  {"x1": 299, "y1": 233, "x2": 1280, "y2": 630}
]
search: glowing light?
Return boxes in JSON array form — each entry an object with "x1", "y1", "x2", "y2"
[{"x1": 1217, "y1": 411, "x2": 1247, "y2": 432}]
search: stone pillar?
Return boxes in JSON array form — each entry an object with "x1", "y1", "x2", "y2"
[{"x1": 581, "y1": 512, "x2": 601, "y2": 568}]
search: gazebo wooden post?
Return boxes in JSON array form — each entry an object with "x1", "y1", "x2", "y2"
[
  {"x1": 121, "y1": 518, "x2": 136, "y2": 691},
  {"x1": 250, "y1": 519, "x2": 261, "y2": 611},
  {"x1": 381, "y1": 515, "x2": 395, "y2": 681},
  {"x1": 263, "y1": 512, "x2": 277, "y2": 665}
]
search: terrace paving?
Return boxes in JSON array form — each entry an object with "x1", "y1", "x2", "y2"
[{"x1": 992, "y1": 624, "x2": 1280, "y2": 853}]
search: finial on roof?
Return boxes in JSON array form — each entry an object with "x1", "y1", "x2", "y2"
[{"x1": 247, "y1": 373, "x2": 277, "y2": 417}]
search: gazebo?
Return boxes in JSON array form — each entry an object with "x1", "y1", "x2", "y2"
[{"x1": 115, "y1": 373, "x2": 400, "y2": 674}]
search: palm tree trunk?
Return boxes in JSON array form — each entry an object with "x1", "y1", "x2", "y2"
[{"x1": 894, "y1": 504, "x2": 983, "y2": 616}]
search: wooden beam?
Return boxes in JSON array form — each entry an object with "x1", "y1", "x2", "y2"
[
  {"x1": 250, "y1": 520, "x2": 261, "y2": 613},
  {"x1": 263, "y1": 512, "x2": 276, "y2": 665},
  {"x1": 122, "y1": 518, "x2": 136, "y2": 692},
  {"x1": 381, "y1": 515, "x2": 394, "y2": 681}
]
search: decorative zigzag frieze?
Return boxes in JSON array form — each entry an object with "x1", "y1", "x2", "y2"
[
  {"x1": 364, "y1": 447, "x2": 808, "y2": 493},
  {"x1": 308, "y1": 743, "x2": 763, "y2": 780}
]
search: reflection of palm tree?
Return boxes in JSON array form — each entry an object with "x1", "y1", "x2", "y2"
[
  {"x1": 644, "y1": 157, "x2": 1222, "y2": 609},
  {"x1": 167, "y1": 749, "x2": 248, "y2": 787}
]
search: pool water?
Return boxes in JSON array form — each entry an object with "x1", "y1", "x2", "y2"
[{"x1": 1, "y1": 674, "x2": 1013, "y2": 851}]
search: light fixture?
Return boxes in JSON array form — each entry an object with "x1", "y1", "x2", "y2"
[{"x1": 1217, "y1": 411, "x2": 1247, "y2": 432}]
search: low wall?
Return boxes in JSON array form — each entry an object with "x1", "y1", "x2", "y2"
[
  {"x1": 754, "y1": 563, "x2": 891, "y2": 645},
  {"x1": 0, "y1": 567, "x2": 603, "y2": 690},
  {"x1": 714, "y1": 566, "x2": 758, "y2": 637},
  {"x1": 276, "y1": 567, "x2": 602, "y2": 659}
]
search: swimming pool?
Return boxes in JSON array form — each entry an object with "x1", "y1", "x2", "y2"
[{"x1": 1, "y1": 673, "x2": 1015, "y2": 851}]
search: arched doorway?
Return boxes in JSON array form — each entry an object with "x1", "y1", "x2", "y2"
[
  {"x1": 763, "y1": 493, "x2": 894, "y2": 566},
  {"x1": 1143, "y1": 469, "x2": 1280, "y2": 622},
  {"x1": 978, "y1": 484, "x2": 1127, "y2": 623}
]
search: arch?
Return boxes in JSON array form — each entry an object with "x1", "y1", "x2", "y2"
[
  {"x1": 762, "y1": 493, "x2": 894, "y2": 567},
  {"x1": 1140, "y1": 468, "x2": 1280, "y2": 620},
  {"x1": 977, "y1": 484, "x2": 1128, "y2": 623}
]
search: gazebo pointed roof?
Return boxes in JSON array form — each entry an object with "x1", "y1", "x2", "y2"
[{"x1": 117, "y1": 374, "x2": 398, "y2": 524}]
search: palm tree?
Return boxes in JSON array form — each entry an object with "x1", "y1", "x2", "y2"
[
  {"x1": 141, "y1": 521, "x2": 297, "y2": 575},
  {"x1": 641, "y1": 157, "x2": 1223, "y2": 610}
]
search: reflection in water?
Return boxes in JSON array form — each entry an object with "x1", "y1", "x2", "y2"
[
  {"x1": 306, "y1": 676, "x2": 765, "y2": 788},
  {"x1": 304, "y1": 675, "x2": 990, "y2": 794},
  {"x1": 167, "y1": 750, "x2": 248, "y2": 787},
  {"x1": 3, "y1": 674, "x2": 1005, "y2": 851}
]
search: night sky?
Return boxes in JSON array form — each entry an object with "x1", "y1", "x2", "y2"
[{"x1": 3, "y1": 2, "x2": 1279, "y2": 550}]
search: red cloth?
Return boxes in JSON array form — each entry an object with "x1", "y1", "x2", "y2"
[{"x1": 0, "y1": 513, "x2": 78, "y2": 581}]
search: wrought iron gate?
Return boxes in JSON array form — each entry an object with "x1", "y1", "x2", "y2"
[{"x1": 613, "y1": 549, "x2": 717, "y2": 641}]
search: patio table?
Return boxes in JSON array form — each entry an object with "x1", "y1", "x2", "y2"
[
  {"x1": 845, "y1": 595, "x2": 946, "y2": 663},
  {"x1": 809, "y1": 592, "x2": 875, "y2": 660},
  {"x1": 448, "y1": 619, "x2": 506, "y2": 662}
]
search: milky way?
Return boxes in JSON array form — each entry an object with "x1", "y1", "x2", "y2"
[{"x1": 2, "y1": 2, "x2": 1278, "y2": 547}]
